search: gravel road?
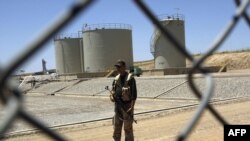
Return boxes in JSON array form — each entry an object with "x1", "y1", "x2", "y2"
[
  {"x1": 5, "y1": 98, "x2": 250, "y2": 141},
  {"x1": 0, "y1": 95, "x2": 196, "y2": 133}
]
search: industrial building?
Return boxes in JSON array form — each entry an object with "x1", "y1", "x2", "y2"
[
  {"x1": 54, "y1": 33, "x2": 84, "y2": 74},
  {"x1": 151, "y1": 14, "x2": 186, "y2": 69}
]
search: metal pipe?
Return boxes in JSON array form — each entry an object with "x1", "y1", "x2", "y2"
[
  {"x1": 153, "y1": 80, "x2": 188, "y2": 99},
  {"x1": 4, "y1": 96, "x2": 248, "y2": 138}
]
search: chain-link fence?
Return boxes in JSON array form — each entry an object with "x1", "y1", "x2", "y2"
[{"x1": 0, "y1": 0, "x2": 249, "y2": 140}]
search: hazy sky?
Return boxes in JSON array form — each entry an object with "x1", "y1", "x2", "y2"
[{"x1": 0, "y1": 0, "x2": 249, "y2": 73}]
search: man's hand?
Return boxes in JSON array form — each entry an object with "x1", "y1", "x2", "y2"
[
  {"x1": 109, "y1": 90, "x2": 115, "y2": 102},
  {"x1": 109, "y1": 94, "x2": 114, "y2": 102}
]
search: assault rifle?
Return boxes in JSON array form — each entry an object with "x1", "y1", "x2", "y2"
[{"x1": 105, "y1": 86, "x2": 137, "y2": 124}]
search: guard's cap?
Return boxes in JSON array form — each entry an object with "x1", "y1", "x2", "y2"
[{"x1": 114, "y1": 60, "x2": 126, "y2": 67}]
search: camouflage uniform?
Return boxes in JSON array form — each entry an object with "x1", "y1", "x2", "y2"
[{"x1": 112, "y1": 72, "x2": 137, "y2": 141}]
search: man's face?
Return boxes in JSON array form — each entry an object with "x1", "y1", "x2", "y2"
[{"x1": 116, "y1": 65, "x2": 125, "y2": 74}]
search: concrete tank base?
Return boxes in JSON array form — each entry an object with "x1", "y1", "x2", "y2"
[{"x1": 142, "y1": 66, "x2": 226, "y2": 76}]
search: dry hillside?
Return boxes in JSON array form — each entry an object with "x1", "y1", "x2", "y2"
[
  {"x1": 134, "y1": 52, "x2": 250, "y2": 70},
  {"x1": 133, "y1": 59, "x2": 154, "y2": 70}
]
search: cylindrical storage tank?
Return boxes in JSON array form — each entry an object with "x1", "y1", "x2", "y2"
[
  {"x1": 83, "y1": 23, "x2": 133, "y2": 72},
  {"x1": 151, "y1": 14, "x2": 186, "y2": 69},
  {"x1": 54, "y1": 33, "x2": 84, "y2": 74}
]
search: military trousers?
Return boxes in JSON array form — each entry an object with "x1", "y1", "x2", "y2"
[{"x1": 113, "y1": 105, "x2": 134, "y2": 141}]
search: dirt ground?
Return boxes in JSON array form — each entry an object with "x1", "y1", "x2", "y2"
[{"x1": 5, "y1": 99, "x2": 250, "y2": 141}]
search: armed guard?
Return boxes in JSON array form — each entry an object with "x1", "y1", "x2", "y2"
[{"x1": 110, "y1": 60, "x2": 137, "y2": 141}]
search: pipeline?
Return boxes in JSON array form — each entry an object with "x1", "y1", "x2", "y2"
[{"x1": 154, "y1": 80, "x2": 188, "y2": 99}]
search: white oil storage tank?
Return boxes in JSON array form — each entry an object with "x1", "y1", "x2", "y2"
[
  {"x1": 54, "y1": 33, "x2": 84, "y2": 74},
  {"x1": 151, "y1": 14, "x2": 186, "y2": 69},
  {"x1": 83, "y1": 23, "x2": 133, "y2": 72}
]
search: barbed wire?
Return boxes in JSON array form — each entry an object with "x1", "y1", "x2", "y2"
[{"x1": 0, "y1": 0, "x2": 249, "y2": 140}]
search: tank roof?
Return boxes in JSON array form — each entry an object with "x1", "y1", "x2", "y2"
[
  {"x1": 83, "y1": 23, "x2": 132, "y2": 32},
  {"x1": 54, "y1": 32, "x2": 82, "y2": 40},
  {"x1": 157, "y1": 13, "x2": 185, "y2": 21}
]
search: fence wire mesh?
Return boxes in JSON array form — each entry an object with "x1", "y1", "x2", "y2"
[{"x1": 0, "y1": 0, "x2": 250, "y2": 140}]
